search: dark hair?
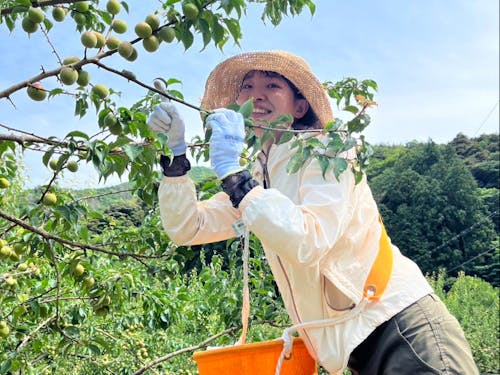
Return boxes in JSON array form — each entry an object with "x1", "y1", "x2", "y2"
[{"x1": 241, "y1": 71, "x2": 321, "y2": 130}]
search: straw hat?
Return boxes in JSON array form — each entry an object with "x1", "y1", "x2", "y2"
[{"x1": 201, "y1": 51, "x2": 334, "y2": 127}]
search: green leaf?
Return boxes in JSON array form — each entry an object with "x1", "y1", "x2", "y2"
[
  {"x1": 343, "y1": 105, "x2": 359, "y2": 115},
  {"x1": 332, "y1": 157, "x2": 348, "y2": 181},
  {"x1": 224, "y1": 18, "x2": 242, "y2": 45},
  {"x1": 316, "y1": 154, "x2": 330, "y2": 177},
  {"x1": 277, "y1": 130, "x2": 294, "y2": 145},
  {"x1": 305, "y1": 137, "x2": 324, "y2": 149},
  {"x1": 65, "y1": 131, "x2": 89, "y2": 140},
  {"x1": 180, "y1": 26, "x2": 194, "y2": 50},
  {"x1": 286, "y1": 149, "x2": 304, "y2": 174},
  {"x1": 122, "y1": 144, "x2": 143, "y2": 162},
  {"x1": 362, "y1": 79, "x2": 378, "y2": 91},
  {"x1": 347, "y1": 114, "x2": 371, "y2": 133},
  {"x1": 238, "y1": 98, "x2": 254, "y2": 118},
  {"x1": 121, "y1": 1, "x2": 129, "y2": 13}
]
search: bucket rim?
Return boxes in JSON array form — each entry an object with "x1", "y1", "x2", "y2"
[{"x1": 192, "y1": 337, "x2": 306, "y2": 359}]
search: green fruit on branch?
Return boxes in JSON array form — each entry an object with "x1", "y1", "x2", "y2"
[
  {"x1": 112, "y1": 19, "x2": 128, "y2": 34},
  {"x1": 106, "y1": 36, "x2": 121, "y2": 50},
  {"x1": 92, "y1": 84, "x2": 109, "y2": 99},
  {"x1": 182, "y1": 2, "x2": 199, "y2": 21},
  {"x1": 83, "y1": 276, "x2": 95, "y2": 288},
  {"x1": 0, "y1": 325, "x2": 9, "y2": 339},
  {"x1": 77, "y1": 70, "x2": 90, "y2": 87},
  {"x1": 49, "y1": 158, "x2": 59, "y2": 171},
  {"x1": 142, "y1": 35, "x2": 159, "y2": 52},
  {"x1": 0, "y1": 246, "x2": 11, "y2": 259},
  {"x1": 5, "y1": 276, "x2": 18, "y2": 288},
  {"x1": 27, "y1": 82, "x2": 47, "y2": 101},
  {"x1": 13, "y1": 243, "x2": 27, "y2": 255},
  {"x1": 52, "y1": 7, "x2": 67, "y2": 22},
  {"x1": 9, "y1": 252, "x2": 19, "y2": 262},
  {"x1": 94, "y1": 306, "x2": 109, "y2": 317},
  {"x1": 106, "y1": 0, "x2": 121, "y2": 15},
  {"x1": 28, "y1": 7, "x2": 45, "y2": 23},
  {"x1": 67, "y1": 161, "x2": 79, "y2": 172},
  {"x1": 0, "y1": 177, "x2": 10, "y2": 189},
  {"x1": 81, "y1": 31, "x2": 97, "y2": 48},
  {"x1": 104, "y1": 113, "x2": 117, "y2": 127},
  {"x1": 22, "y1": 17, "x2": 39, "y2": 33},
  {"x1": 74, "y1": 1, "x2": 89, "y2": 13},
  {"x1": 42, "y1": 192, "x2": 57, "y2": 206},
  {"x1": 125, "y1": 47, "x2": 138, "y2": 62},
  {"x1": 135, "y1": 22, "x2": 152, "y2": 38},
  {"x1": 71, "y1": 11, "x2": 86, "y2": 25},
  {"x1": 73, "y1": 263, "x2": 85, "y2": 277},
  {"x1": 121, "y1": 69, "x2": 136, "y2": 80},
  {"x1": 158, "y1": 27, "x2": 176, "y2": 43},
  {"x1": 17, "y1": 262, "x2": 28, "y2": 271},
  {"x1": 59, "y1": 67, "x2": 78, "y2": 85},
  {"x1": 101, "y1": 295, "x2": 111, "y2": 306},
  {"x1": 94, "y1": 32, "x2": 106, "y2": 48},
  {"x1": 104, "y1": 114, "x2": 122, "y2": 135},
  {"x1": 118, "y1": 41, "x2": 134, "y2": 58},
  {"x1": 167, "y1": 8, "x2": 178, "y2": 22},
  {"x1": 62, "y1": 56, "x2": 80, "y2": 66},
  {"x1": 145, "y1": 14, "x2": 160, "y2": 30}
]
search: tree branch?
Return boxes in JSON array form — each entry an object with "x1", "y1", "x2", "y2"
[
  {"x1": 132, "y1": 326, "x2": 240, "y2": 375},
  {"x1": 0, "y1": 209, "x2": 169, "y2": 260},
  {"x1": 16, "y1": 316, "x2": 56, "y2": 353},
  {"x1": 91, "y1": 60, "x2": 210, "y2": 114},
  {"x1": 1, "y1": 1, "x2": 84, "y2": 16}
]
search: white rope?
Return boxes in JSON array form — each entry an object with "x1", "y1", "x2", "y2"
[
  {"x1": 274, "y1": 299, "x2": 369, "y2": 375},
  {"x1": 236, "y1": 226, "x2": 251, "y2": 345}
]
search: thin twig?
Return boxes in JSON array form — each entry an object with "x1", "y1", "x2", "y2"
[
  {"x1": 91, "y1": 60, "x2": 210, "y2": 114},
  {"x1": 0, "y1": 209, "x2": 168, "y2": 260},
  {"x1": 132, "y1": 326, "x2": 240, "y2": 375},
  {"x1": 16, "y1": 316, "x2": 55, "y2": 353},
  {"x1": 41, "y1": 23, "x2": 63, "y2": 65}
]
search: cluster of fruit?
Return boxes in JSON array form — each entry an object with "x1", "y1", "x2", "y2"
[
  {"x1": 22, "y1": 0, "x2": 200, "y2": 110},
  {"x1": 48, "y1": 158, "x2": 79, "y2": 174},
  {"x1": 0, "y1": 240, "x2": 27, "y2": 263},
  {"x1": 21, "y1": 2, "x2": 92, "y2": 34},
  {"x1": 26, "y1": 54, "x2": 109, "y2": 102}
]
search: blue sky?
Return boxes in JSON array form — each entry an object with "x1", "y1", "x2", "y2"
[{"x1": 0, "y1": 0, "x2": 498, "y2": 188}]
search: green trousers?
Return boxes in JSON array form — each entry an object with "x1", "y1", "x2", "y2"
[{"x1": 347, "y1": 294, "x2": 479, "y2": 374}]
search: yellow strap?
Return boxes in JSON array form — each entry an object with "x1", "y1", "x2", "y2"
[{"x1": 363, "y1": 218, "x2": 393, "y2": 301}]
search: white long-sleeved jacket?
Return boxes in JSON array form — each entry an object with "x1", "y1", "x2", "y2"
[{"x1": 158, "y1": 138, "x2": 433, "y2": 373}]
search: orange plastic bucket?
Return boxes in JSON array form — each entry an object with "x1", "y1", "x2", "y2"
[{"x1": 193, "y1": 337, "x2": 317, "y2": 375}]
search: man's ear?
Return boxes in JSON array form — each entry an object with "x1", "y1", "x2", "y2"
[{"x1": 293, "y1": 99, "x2": 310, "y2": 119}]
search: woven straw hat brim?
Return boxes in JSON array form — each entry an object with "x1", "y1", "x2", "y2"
[{"x1": 201, "y1": 51, "x2": 334, "y2": 126}]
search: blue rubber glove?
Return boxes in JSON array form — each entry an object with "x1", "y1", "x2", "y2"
[
  {"x1": 205, "y1": 108, "x2": 245, "y2": 179},
  {"x1": 147, "y1": 81, "x2": 187, "y2": 156}
]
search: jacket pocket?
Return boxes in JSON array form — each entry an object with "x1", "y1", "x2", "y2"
[{"x1": 322, "y1": 275, "x2": 355, "y2": 313}]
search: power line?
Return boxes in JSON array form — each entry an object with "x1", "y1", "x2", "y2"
[
  {"x1": 473, "y1": 100, "x2": 499, "y2": 136},
  {"x1": 412, "y1": 209, "x2": 499, "y2": 264},
  {"x1": 447, "y1": 246, "x2": 499, "y2": 274}
]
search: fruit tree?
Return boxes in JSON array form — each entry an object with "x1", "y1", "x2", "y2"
[{"x1": 0, "y1": 0, "x2": 383, "y2": 373}]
